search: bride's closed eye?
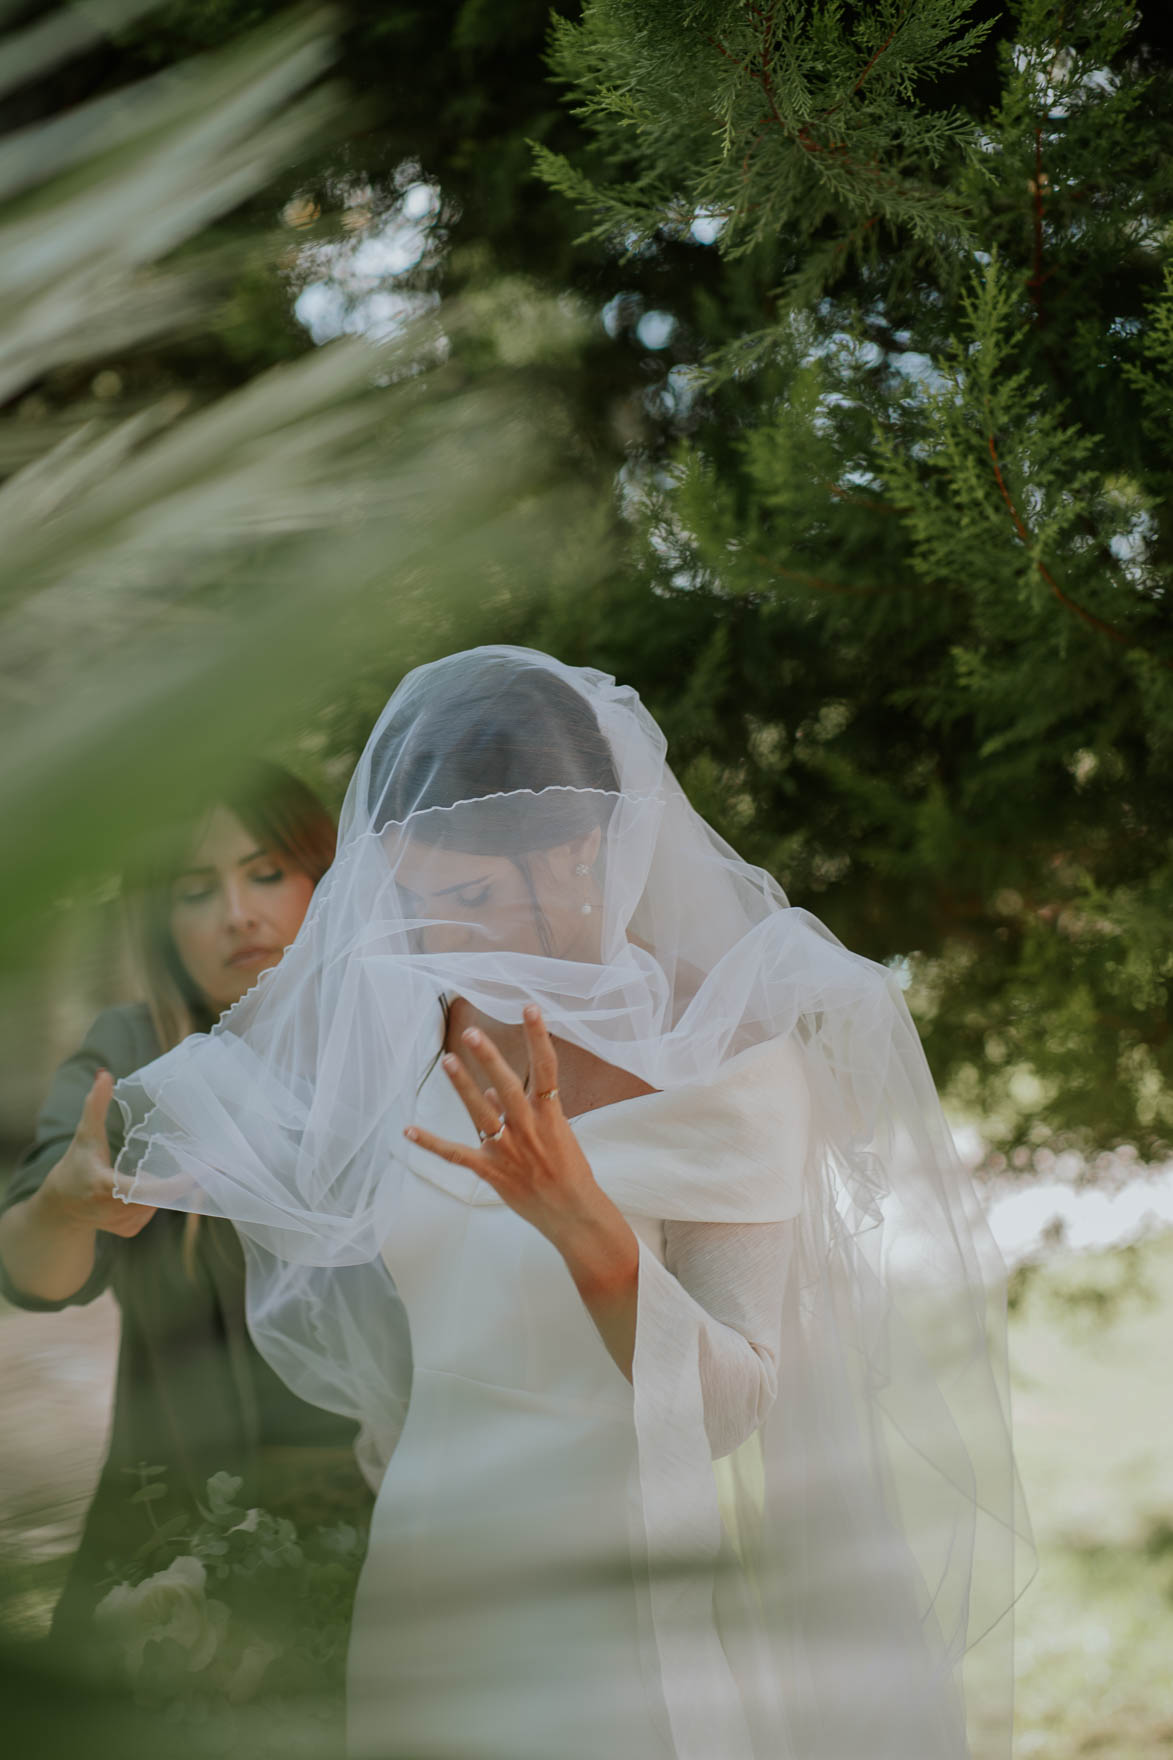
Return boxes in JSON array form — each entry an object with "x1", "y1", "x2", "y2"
[{"x1": 452, "y1": 882, "x2": 491, "y2": 910}]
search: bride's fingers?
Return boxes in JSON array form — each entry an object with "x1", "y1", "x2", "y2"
[
  {"x1": 460, "y1": 1027, "x2": 528, "y2": 1122},
  {"x1": 440, "y1": 1053, "x2": 503, "y2": 1136},
  {"x1": 404, "y1": 1123, "x2": 500, "y2": 1182},
  {"x1": 522, "y1": 1006, "x2": 559, "y2": 1103}
]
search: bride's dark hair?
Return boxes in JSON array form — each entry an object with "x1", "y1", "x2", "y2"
[{"x1": 369, "y1": 655, "x2": 619, "y2": 850}]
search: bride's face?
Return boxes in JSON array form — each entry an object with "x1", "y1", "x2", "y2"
[{"x1": 392, "y1": 832, "x2": 601, "y2": 960}]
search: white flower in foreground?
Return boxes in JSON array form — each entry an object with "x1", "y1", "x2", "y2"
[{"x1": 94, "y1": 1554, "x2": 229, "y2": 1678}]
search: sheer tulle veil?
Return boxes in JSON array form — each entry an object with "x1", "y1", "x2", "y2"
[{"x1": 114, "y1": 645, "x2": 1031, "y2": 1754}]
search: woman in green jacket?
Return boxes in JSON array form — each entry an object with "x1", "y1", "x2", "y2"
[{"x1": 0, "y1": 763, "x2": 371, "y2": 1640}]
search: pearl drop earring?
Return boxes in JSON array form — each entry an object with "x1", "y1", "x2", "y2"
[{"x1": 575, "y1": 862, "x2": 592, "y2": 913}]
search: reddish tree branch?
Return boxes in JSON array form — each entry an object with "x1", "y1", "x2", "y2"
[
  {"x1": 709, "y1": 21, "x2": 903, "y2": 199},
  {"x1": 986, "y1": 433, "x2": 1172, "y2": 667},
  {"x1": 852, "y1": 20, "x2": 904, "y2": 96},
  {"x1": 705, "y1": 15, "x2": 945, "y2": 278}
]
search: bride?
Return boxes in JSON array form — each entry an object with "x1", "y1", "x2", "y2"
[{"x1": 114, "y1": 647, "x2": 1028, "y2": 1759}]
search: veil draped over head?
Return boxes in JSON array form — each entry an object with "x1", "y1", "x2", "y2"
[{"x1": 115, "y1": 646, "x2": 1030, "y2": 1756}]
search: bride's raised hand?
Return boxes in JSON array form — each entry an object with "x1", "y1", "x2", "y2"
[
  {"x1": 406, "y1": 1007, "x2": 598, "y2": 1243},
  {"x1": 404, "y1": 1007, "x2": 640, "y2": 1355}
]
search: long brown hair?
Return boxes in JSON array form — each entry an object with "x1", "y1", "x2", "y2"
[{"x1": 123, "y1": 761, "x2": 336, "y2": 1270}]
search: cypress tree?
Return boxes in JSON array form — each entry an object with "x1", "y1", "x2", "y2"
[{"x1": 537, "y1": 0, "x2": 1173, "y2": 1158}]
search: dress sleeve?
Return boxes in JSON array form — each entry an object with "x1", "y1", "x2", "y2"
[
  {"x1": 638, "y1": 1221, "x2": 791, "y2": 1459},
  {"x1": 0, "y1": 1006, "x2": 153, "y2": 1311},
  {"x1": 622, "y1": 1043, "x2": 810, "y2": 1760},
  {"x1": 626, "y1": 1034, "x2": 809, "y2": 1461}
]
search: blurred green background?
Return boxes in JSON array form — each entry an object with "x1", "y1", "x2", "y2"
[{"x1": 2, "y1": 2, "x2": 1172, "y2": 1754}]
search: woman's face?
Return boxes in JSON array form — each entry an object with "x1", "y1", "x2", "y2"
[
  {"x1": 170, "y1": 805, "x2": 316, "y2": 1010},
  {"x1": 392, "y1": 829, "x2": 602, "y2": 960}
]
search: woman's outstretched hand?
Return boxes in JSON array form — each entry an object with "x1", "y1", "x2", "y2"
[
  {"x1": 44, "y1": 1070, "x2": 158, "y2": 1239},
  {"x1": 0, "y1": 1070, "x2": 157, "y2": 1305},
  {"x1": 404, "y1": 1006, "x2": 640, "y2": 1378}
]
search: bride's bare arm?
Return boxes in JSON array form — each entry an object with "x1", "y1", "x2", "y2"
[
  {"x1": 404, "y1": 1010, "x2": 802, "y2": 1405},
  {"x1": 404, "y1": 1007, "x2": 643, "y2": 1374}
]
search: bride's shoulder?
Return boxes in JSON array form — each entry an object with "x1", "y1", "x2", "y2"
[
  {"x1": 658, "y1": 954, "x2": 808, "y2": 1110},
  {"x1": 624, "y1": 1037, "x2": 809, "y2": 1159},
  {"x1": 579, "y1": 1034, "x2": 810, "y2": 1216},
  {"x1": 648, "y1": 1036, "x2": 811, "y2": 1201},
  {"x1": 706, "y1": 1035, "x2": 809, "y2": 1126}
]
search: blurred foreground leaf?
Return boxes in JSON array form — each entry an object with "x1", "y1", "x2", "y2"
[
  {"x1": 0, "y1": 6, "x2": 341, "y2": 405},
  {"x1": 0, "y1": 5, "x2": 607, "y2": 967}
]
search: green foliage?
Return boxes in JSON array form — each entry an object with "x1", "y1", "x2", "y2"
[
  {"x1": 4, "y1": 0, "x2": 1173, "y2": 1157},
  {"x1": 539, "y1": 0, "x2": 993, "y2": 300},
  {"x1": 1123, "y1": 261, "x2": 1173, "y2": 436},
  {"x1": 0, "y1": 7, "x2": 611, "y2": 975},
  {"x1": 535, "y1": 0, "x2": 1173, "y2": 1157}
]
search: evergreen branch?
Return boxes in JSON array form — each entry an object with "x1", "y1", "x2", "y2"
[
  {"x1": 851, "y1": 17, "x2": 906, "y2": 99},
  {"x1": 707, "y1": 32, "x2": 831, "y2": 162},
  {"x1": 543, "y1": 3, "x2": 981, "y2": 271},
  {"x1": 812, "y1": 7, "x2": 911, "y2": 133},
  {"x1": 725, "y1": 5, "x2": 910, "y2": 134},
  {"x1": 748, "y1": 1, "x2": 779, "y2": 75},
  {"x1": 709, "y1": 26, "x2": 916, "y2": 214},
  {"x1": 985, "y1": 432, "x2": 1172, "y2": 668}
]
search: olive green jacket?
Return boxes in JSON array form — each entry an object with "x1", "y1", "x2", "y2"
[{"x1": 0, "y1": 1005, "x2": 369, "y2": 1629}]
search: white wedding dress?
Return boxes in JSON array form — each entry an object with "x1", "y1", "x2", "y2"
[
  {"x1": 114, "y1": 649, "x2": 1021, "y2": 1758},
  {"x1": 347, "y1": 1042, "x2": 808, "y2": 1760}
]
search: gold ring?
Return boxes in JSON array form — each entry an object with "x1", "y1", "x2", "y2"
[{"x1": 536, "y1": 1088, "x2": 559, "y2": 1102}]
